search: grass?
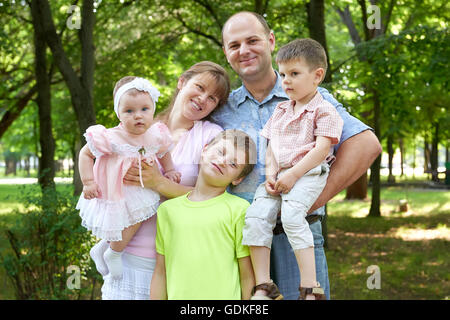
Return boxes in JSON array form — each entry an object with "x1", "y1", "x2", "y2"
[
  {"x1": 326, "y1": 186, "x2": 450, "y2": 300},
  {"x1": 0, "y1": 181, "x2": 449, "y2": 300},
  {"x1": 0, "y1": 183, "x2": 75, "y2": 299}
]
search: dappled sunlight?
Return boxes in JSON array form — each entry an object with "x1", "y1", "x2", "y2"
[{"x1": 389, "y1": 224, "x2": 450, "y2": 241}]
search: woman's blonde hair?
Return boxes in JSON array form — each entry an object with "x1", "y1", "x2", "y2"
[{"x1": 156, "y1": 61, "x2": 230, "y2": 123}]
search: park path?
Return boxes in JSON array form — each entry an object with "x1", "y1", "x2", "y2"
[{"x1": 0, "y1": 177, "x2": 72, "y2": 184}]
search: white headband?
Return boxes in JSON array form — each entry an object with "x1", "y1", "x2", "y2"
[{"x1": 114, "y1": 77, "x2": 161, "y2": 118}]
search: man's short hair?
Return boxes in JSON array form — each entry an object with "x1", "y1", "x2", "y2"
[
  {"x1": 221, "y1": 11, "x2": 271, "y2": 45},
  {"x1": 276, "y1": 38, "x2": 328, "y2": 73},
  {"x1": 208, "y1": 129, "x2": 257, "y2": 179}
]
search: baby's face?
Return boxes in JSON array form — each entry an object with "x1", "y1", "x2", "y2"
[
  {"x1": 278, "y1": 58, "x2": 323, "y2": 105},
  {"x1": 118, "y1": 92, "x2": 154, "y2": 135}
]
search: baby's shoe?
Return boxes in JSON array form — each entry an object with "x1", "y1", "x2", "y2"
[
  {"x1": 89, "y1": 240, "x2": 109, "y2": 276},
  {"x1": 103, "y1": 247, "x2": 124, "y2": 280},
  {"x1": 250, "y1": 280, "x2": 283, "y2": 300},
  {"x1": 298, "y1": 282, "x2": 326, "y2": 300}
]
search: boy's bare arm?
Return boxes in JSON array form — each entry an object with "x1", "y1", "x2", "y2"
[
  {"x1": 308, "y1": 130, "x2": 382, "y2": 213},
  {"x1": 150, "y1": 253, "x2": 168, "y2": 300},
  {"x1": 265, "y1": 142, "x2": 279, "y2": 178},
  {"x1": 238, "y1": 256, "x2": 255, "y2": 300},
  {"x1": 264, "y1": 142, "x2": 280, "y2": 196}
]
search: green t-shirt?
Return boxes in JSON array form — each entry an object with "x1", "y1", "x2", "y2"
[{"x1": 155, "y1": 191, "x2": 250, "y2": 300}]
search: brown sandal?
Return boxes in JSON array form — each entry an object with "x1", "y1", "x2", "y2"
[
  {"x1": 250, "y1": 280, "x2": 284, "y2": 300},
  {"x1": 298, "y1": 283, "x2": 326, "y2": 300}
]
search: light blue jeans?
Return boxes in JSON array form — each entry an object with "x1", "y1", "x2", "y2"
[{"x1": 270, "y1": 218, "x2": 330, "y2": 300}]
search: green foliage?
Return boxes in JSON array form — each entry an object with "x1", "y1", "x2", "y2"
[{"x1": 0, "y1": 186, "x2": 101, "y2": 299}]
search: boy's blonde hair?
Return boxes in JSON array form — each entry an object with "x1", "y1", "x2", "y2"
[
  {"x1": 208, "y1": 130, "x2": 257, "y2": 179},
  {"x1": 276, "y1": 38, "x2": 328, "y2": 76}
]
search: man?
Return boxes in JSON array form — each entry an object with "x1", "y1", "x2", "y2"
[{"x1": 209, "y1": 11, "x2": 381, "y2": 299}]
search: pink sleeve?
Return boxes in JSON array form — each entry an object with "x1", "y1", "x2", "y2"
[
  {"x1": 203, "y1": 121, "x2": 223, "y2": 145},
  {"x1": 150, "y1": 122, "x2": 174, "y2": 158},
  {"x1": 84, "y1": 125, "x2": 112, "y2": 158},
  {"x1": 314, "y1": 103, "x2": 344, "y2": 145}
]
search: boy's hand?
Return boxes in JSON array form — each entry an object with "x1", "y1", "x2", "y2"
[
  {"x1": 274, "y1": 169, "x2": 299, "y2": 194},
  {"x1": 83, "y1": 181, "x2": 101, "y2": 199},
  {"x1": 265, "y1": 176, "x2": 280, "y2": 196},
  {"x1": 164, "y1": 170, "x2": 182, "y2": 184}
]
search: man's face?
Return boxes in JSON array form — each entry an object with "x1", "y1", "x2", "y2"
[{"x1": 222, "y1": 14, "x2": 275, "y2": 81}]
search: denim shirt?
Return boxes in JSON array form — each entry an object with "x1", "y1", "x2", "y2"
[{"x1": 209, "y1": 71, "x2": 371, "y2": 215}]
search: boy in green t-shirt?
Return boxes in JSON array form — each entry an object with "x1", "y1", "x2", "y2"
[{"x1": 150, "y1": 130, "x2": 257, "y2": 300}]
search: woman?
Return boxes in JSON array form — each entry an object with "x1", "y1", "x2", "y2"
[{"x1": 100, "y1": 61, "x2": 230, "y2": 300}]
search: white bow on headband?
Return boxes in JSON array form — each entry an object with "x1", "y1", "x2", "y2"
[{"x1": 113, "y1": 77, "x2": 161, "y2": 118}]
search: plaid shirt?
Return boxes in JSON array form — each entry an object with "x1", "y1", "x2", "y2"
[
  {"x1": 209, "y1": 71, "x2": 371, "y2": 215},
  {"x1": 261, "y1": 91, "x2": 343, "y2": 169}
]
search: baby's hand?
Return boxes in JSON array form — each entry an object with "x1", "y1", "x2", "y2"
[
  {"x1": 164, "y1": 170, "x2": 182, "y2": 184},
  {"x1": 83, "y1": 181, "x2": 101, "y2": 199}
]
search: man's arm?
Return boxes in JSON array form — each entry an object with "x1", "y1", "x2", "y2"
[
  {"x1": 238, "y1": 256, "x2": 255, "y2": 300},
  {"x1": 308, "y1": 130, "x2": 382, "y2": 213}
]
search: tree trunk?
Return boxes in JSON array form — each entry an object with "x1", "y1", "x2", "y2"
[
  {"x1": 445, "y1": 144, "x2": 449, "y2": 185},
  {"x1": 34, "y1": 0, "x2": 96, "y2": 195},
  {"x1": 72, "y1": 140, "x2": 83, "y2": 196},
  {"x1": 306, "y1": 0, "x2": 332, "y2": 83},
  {"x1": 430, "y1": 122, "x2": 439, "y2": 182},
  {"x1": 4, "y1": 154, "x2": 17, "y2": 176},
  {"x1": 0, "y1": 86, "x2": 37, "y2": 140},
  {"x1": 253, "y1": 0, "x2": 268, "y2": 15},
  {"x1": 31, "y1": 0, "x2": 55, "y2": 191},
  {"x1": 399, "y1": 137, "x2": 404, "y2": 176},
  {"x1": 424, "y1": 139, "x2": 431, "y2": 174},
  {"x1": 368, "y1": 89, "x2": 381, "y2": 217},
  {"x1": 387, "y1": 134, "x2": 395, "y2": 183},
  {"x1": 345, "y1": 172, "x2": 368, "y2": 199}
]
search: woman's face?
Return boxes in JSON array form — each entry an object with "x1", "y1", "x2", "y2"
[{"x1": 176, "y1": 73, "x2": 221, "y2": 121}]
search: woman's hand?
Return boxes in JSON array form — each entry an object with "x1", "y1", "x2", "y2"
[{"x1": 123, "y1": 159, "x2": 163, "y2": 190}]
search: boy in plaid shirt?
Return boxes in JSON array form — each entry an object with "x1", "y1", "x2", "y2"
[{"x1": 243, "y1": 38, "x2": 343, "y2": 300}]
